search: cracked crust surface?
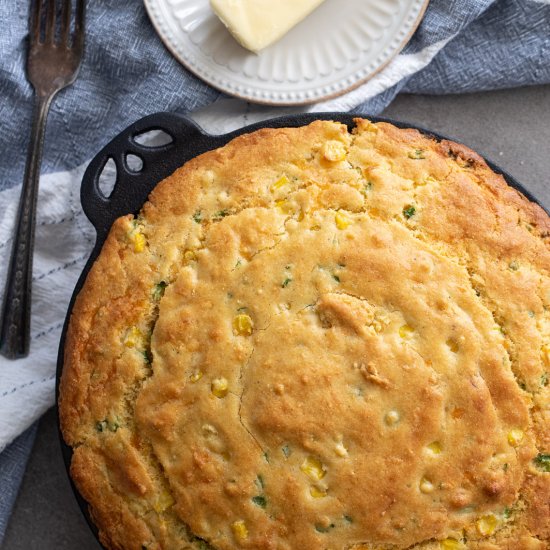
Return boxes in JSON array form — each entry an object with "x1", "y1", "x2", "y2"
[{"x1": 59, "y1": 119, "x2": 550, "y2": 550}]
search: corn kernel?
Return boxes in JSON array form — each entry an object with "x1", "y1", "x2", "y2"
[
  {"x1": 476, "y1": 514, "x2": 498, "y2": 536},
  {"x1": 301, "y1": 456, "x2": 326, "y2": 481},
  {"x1": 124, "y1": 326, "x2": 142, "y2": 348},
  {"x1": 508, "y1": 429, "x2": 524, "y2": 447},
  {"x1": 399, "y1": 324, "x2": 414, "y2": 338},
  {"x1": 189, "y1": 370, "x2": 203, "y2": 383},
  {"x1": 334, "y1": 442, "x2": 348, "y2": 457},
  {"x1": 447, "y1": 338, "x2": 459, "y2": 353},
  {"x1": 275, "y1": 199, "x2": 292, "y2": 214},
  {"x1": 231, "y1": 520, "x2": 248, "y2": 541},
  {"x1": 132, "y1": 231, "x2": 146, "y2": 252},
  {"x1": 310, "y1": 486, "x2": 328, "y2": 498},
  {"x1": 440, "y1": 539, "x2": 462, "y2": 550},
  {"x1": 419, "y1": 478, "x2": 434, "y2": 494},
  {"x1": 335, "y1": 211, "x2": 351, "y2": 230},
  {"x1": 184, "y1": 249, "x2": 197, "y2": 262},
  {"x1": 385, "y1": 410, "x2": 400, "y2": 426},
  {"x1": 427, "y1": 441, "x2": 442, "y2": 455},
  {"x1": 419, "y1": 175, "x2": 438, "y2": 187},
  {"x1": 271, "y1": 175, "x2": 290, "y2": 191},
  {"x1": 541, "y1": 344, "x2": 550, "y2": 366},
  {"x1": 233, "y1": 314, "x2": 253, "y2": 336},
  {"x1": 322, "y1": 140, "x2": 347, "y2": 162},
  {"x1": 153, "y1": 490, "x2": 175, "y2": 513},
  {"x1": 211, "y1": 377, "x2": 228, "y2": 398}
]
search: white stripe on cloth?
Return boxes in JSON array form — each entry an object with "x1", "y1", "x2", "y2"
[{"x1": 0, "y1": 165, "x2": 94, "y2": 452}]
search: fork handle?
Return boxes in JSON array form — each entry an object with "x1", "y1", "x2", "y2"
[{"x1": 0, "y1": 93, "x2": 53, "y2": 359}]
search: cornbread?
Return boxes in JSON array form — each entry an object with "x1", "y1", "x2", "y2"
[{"x1": 59, "y1": 119, "x2": 550, "y2": 550}]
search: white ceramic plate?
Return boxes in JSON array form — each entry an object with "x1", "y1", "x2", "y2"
[{"x1": 144, "y1": 0, "x2": 429, "y2": 106}]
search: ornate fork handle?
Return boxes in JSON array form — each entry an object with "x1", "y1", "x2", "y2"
[{"x1": 0, "y1": 93, "x2": 55, "y2": 359}]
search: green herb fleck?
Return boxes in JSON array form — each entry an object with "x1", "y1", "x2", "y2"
[
  {"x1": 96, "y1": 419, "x2": 119, "y2": 433},
  {"x1": 152, "y1": 281, "x2": 167, "y2": 301},
  {"x1": 343, "y1": 515, "x2": 353, "y2": 524},
  {"x1": 214, "y1": 209, "x2": 229, "y2": 219},
  {"x1": 282, "y1": 444, "x2": 291, "y2": 458},
  {"x1": 408, "y1": 149, "x2": 425, "y2": 160},
  {"x1": 534, "y1": 453, "x2": 550, "y2": 472},
  {"x1": 237, "y1": 306, "x2": 248, "y2": 313},
  {"x1": 541, "y1": 372, "x2": 549, "y2": 387},
  {"x1": 503, "y1": 507, "x2": 512, "y2": 519},
  {"x1": 282, "y1": 278, "x2": 292, "y2": 288},
  {"x1": 403, "y1": 205, "x2": 416, "y2": 219},
  {"x1": 142, "y1": 350, "x2": 152, "y2": 365},
  {"x1": 235, "y1": 259, "x2": 242, "y2": 268},
  {"x1": 503, "y1": 463, "x2": 509, "y2": 472},
  {"x1": 96, "y1": 420, "x2": 107, "y2": 432},
  {"x1": 315, "y1": 523, "x2": 335, "y2": 533},
  {"x1": 361, "y1": 182, "x2": 373, "y2": 196},
  {"x1": 193, "y1": 210, "x2": 203, "y2": 224},
  {"x1": 263, "y1": 451, "x2": 270, "y2": 463},
  {"x1": 528, "y1": 310, "x2": 535, "y2": 318},
  {"x1": 255, "y1": 475, "x2": 265, "y2": 490},
  {"x1": 333, "y1": 274, "x2": 341, "y2": 283},
  {"x1": 252, "y1": 495, "x2": 267, "y2": 508},
  {"x1": 509, "y1": 261, "x2": 519, "y2": 271}
]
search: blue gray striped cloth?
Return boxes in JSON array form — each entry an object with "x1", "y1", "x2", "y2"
[{"x1": 0, "y1": 0, "x2": 549, "y2": 542}]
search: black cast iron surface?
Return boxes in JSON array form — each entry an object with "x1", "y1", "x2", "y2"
[{"x1": 55, "y1": 111, "x2": 549, "y2": 547}]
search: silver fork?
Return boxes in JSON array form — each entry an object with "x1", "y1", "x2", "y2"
[{"x1": 0, "y1": 0, "x2": 85, "y2": 359}]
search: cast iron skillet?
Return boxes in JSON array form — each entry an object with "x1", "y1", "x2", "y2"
[{"x1": 55, "y1": 112, "x2": 549, "y2": 547}]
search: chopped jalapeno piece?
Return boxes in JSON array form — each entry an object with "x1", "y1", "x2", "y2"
[
  {"x1": 408, "y1": 149, "x2": 425, "y2": 159},
  {"x1": 403, "y1": 205, "x2": 416, "y2": 219},
  {"x1": 252, "y1": 495, "x2": 267, "y2": 508},
  {"x1": 534, "y1": 453, "x2": 550, "y2": 472},
  {"x1": 152, "y1": 281, "x2": 167, "y2": 301}
]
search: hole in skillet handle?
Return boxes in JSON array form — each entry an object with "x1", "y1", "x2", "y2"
[
  {"x1": 80, "y1": 113, "x2": 209, "y2": 246},
  {"x1": 97, "y1": 157, "x2": 118, "y2": 197},
  {"x1": 125, "y1": 153, "x2": 144, "y2": 173},
  {"x1": 133, "y1": 129, "x2": 174, "y2": 147}
]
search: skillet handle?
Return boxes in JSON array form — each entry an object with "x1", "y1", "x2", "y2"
[{"x1": 81, "y1": 112, "x2": 207, "y2": 240}]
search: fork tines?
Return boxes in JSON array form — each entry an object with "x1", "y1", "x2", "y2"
[{"x1": 30, "y1": 0, "x2": 85, "y2": 49}]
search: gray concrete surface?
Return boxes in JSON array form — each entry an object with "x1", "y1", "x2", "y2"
[{"x1": 3, "y1": 85, "x2": 550, "y2": 550}]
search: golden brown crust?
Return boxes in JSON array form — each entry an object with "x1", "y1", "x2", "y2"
[{"x1": 59, "y1": 119, "x2": 550, "y2": 549}]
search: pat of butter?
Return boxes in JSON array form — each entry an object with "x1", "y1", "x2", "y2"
[{"x1": 210, "y1": 0, "x2": 326, "y2": 53}]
